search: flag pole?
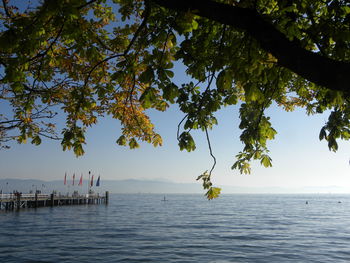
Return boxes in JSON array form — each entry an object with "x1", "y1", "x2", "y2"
[
  {"x1": 78, "y1": 173, "x2": 83, "y2": 193},
  {"x1": 64, "y1": 172, "x2": 67, "y2": 196},
  {"x1": 88, "y1": 171, "x2": 91, "y2": 195},
  {"x1": 90, "y1": 174, "x2": 94, "y2": 194},
  {"x1": 67, "y1": 173, "x2": 70, "y2": 196}
]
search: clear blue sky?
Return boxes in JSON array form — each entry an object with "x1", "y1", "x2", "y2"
[{"x1": 1, "y1": 1, "x2": 350, "y2": 193}]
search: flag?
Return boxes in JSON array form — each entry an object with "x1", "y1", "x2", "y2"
[
  {"x1": 90, "y1": 175, "x2": 94, "y2": 187},
  {"x1": 72, "y1": 173, "x2": 75, "y2": 186},
  {"x1": 78, "y1": 174, "x2": 83, "y2": 186},
  {"x1": 96, "y1": 176, "x2": 100, "y2": 187},
  {"x1": 64, "y1": 173, "x2": 67, "y2": 185}
]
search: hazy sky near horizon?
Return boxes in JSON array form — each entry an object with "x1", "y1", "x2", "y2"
[{"x1": 1, "y1": 1, "x2": 350, "y2": 192}]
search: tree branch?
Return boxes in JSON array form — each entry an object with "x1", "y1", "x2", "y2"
[
  {"x1": 205, "y1": 127, "x2": 216, "y2": 176},
  {"x1": 28, "y1": 21, "x2": 65, "y2": 62},
  {"x1": 2, "y1": 0, "x2": 13, "y2": 19},
  {"x1": 152, "y1": 0, "x2": 350, "y2": 93},
  {"x1": 77, "y1": 0, "x2": 100, "y2": 10},
  {"x1": 84, "y1": 0, "x2": 151, "y2": 86}
]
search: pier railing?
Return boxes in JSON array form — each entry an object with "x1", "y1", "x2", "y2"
[
  {"x1": 0, "y1": 193, "x2": 49, "y2": 200},
  {"x1": 0, "y1": 191, "x2": 109, "y2": 211},
  {"x1": 0, "y1": 193, "x2": 103, "y2": 200}
]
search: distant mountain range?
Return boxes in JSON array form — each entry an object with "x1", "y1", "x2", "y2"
[
  {"x1": 0, "y1": 178, "x2": 349, "y2": 194},
  {"x1": 0, "y1": 178, "x2": 203, "y2": 194}
]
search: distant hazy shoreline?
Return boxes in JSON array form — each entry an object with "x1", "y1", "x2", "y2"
[{"x1": 0, "y1": 178, "x2": 349, "y2": 194}]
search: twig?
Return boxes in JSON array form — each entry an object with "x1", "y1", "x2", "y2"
[{"x1": 205, "y1": 126, "x2": 216, "y2": 176}]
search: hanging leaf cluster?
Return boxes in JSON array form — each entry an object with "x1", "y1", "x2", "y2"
[{"x1": 1, "y1": 0, "x2": 350, "y2": 198}]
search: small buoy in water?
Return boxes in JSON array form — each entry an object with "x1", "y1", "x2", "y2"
[
  {"x1": 306, "y1": 201, "x2": 308, "y2": 204},
  {"x1": 338, "y1": 201, "x2": 342, "y2": 203}
]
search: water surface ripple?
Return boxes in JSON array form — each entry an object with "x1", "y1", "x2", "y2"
[{"x1": 1, "y1": 194, "x2": 350, "y2": 262}]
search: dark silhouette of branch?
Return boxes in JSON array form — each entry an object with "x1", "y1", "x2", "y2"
[
  {"x1": 205, "y1": 127, "x2": 216, "y2": 176},
  {"x1": 2, "y1": 0, "x2": 13, "y2": 19},
  {"x1": 77, "y1": 0, "x2": 99, "y2": 10},
  {"x1": 152, "y1": 0, "x2": 350, "y2": 93}
]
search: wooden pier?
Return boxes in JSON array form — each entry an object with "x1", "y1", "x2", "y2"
[{"x1": 0, "y1": 191, "x2": 109, "y2": 211}]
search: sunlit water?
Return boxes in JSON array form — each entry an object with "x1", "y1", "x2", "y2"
[{"x1": 1, "y1": 194, "x2": 350, "y2": 262}]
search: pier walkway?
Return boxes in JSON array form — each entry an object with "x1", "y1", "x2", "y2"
[{"x1": 0, "y1": 192, "x2": 109, "y2": 211}]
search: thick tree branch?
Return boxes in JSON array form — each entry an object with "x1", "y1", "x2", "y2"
[{"x1": 152, "y1": 0, "x2": 350, "y2": 93}]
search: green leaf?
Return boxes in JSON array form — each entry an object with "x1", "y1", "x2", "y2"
[
  {"x1": 328, "y1": 137, "x2": 338, "y2": 152},
  {"x1": 178, "y1": 132, "x2": 196, "y2": 152},
  {"x1": 152, "y1": 134, "x2": 163, "y2": 147},
  {"x1": 216, "y1": 70, "x2": 233, "y2": 92},
  {"x1": 206, "y1": 187, "x2": 221, "y2": 200},
  {"x1": 129, "y1": 138, "x2": 140, "y2": 149},
  {"x1": 260, "y1": 155, "x2": 272, "y2": 167},
  {"x1": 139, "y1": 67, "x2": 154, "y2": 84},
  {"x1": 165, "y1": 70, "x2": 174, "y2": 78},
  {"x1": 110, "y1": 71, "x2": 124, "y2": 81},
  {"x1": 196, "y1": 174, "x2": 204, "y2": 181},
  {"x1": 245, "y1": 86, "x2": 264, "y2": 102},
  {"x1": 139, "y1": 87, "x2": 156, "y2": 109},
  {"x1": 12, "y1": 82, "x2": 24, "y2": 93},
  {"x1": 31, "y1": 136, "x2": 42, "y2": 145},
  {"x1": 73, "y1": 144, "x2": 84, "y2": 156},
  {"x1": 162, "y1": 83, "x2": 179, "y2": 103},
  {"x1": 232, "y1": 159, "x2": 251, "y2": 174},
  {"x1": 116, "y1": 135, "x2": 127, "y2": 146},
  {"x1": 319, "y1": 127, "x2": 327, "y2": 141},
  {"x1": 17, "y1": 134, "x2": 27, "y2": 144},
  {"x1": 224, "y1": 94, "x2": 238, "y2": 105}
]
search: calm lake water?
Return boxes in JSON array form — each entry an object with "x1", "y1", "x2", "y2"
[{"x1": 1, "y1": 194, "x2": 350, "y2": 262}]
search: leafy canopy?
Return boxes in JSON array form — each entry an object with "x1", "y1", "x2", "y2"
[{"x1": 1, "y1": 0, "x2": 350, "y2": 199}]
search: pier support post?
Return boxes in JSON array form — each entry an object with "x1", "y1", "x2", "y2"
[
  {"x1": 35, "y1": 193, "x2": 38, "y2": 208},
  {"x1": 105, "y1": 191, "x2": 109, "y2": 205},
  {"x1": 50, "y1": 193, "x2": 54, "y2": 207},
  {"x1": 16, "y1": 193, "x2": 21, "y2": 210}
]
